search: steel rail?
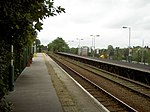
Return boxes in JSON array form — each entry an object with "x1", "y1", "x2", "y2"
[
  {"x1": 50, "y1": 55, "x2": 137, "y2": 112},
  {"x1": 60, "y1": 55, "x2": 150, "y2": 99}
]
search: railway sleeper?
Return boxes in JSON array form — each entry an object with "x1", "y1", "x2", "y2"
[
  {"x1": 86, "y1": 89, "x2": 98, "y2": 93},
  {"x1": 107, "y1": 105, "x2": 127, "y2": 112},
  {"x1": 101, "y1": 101, "x2": 121, "y2": 107},
  {"x1": 106, "y1": 106, "x2": 127, "y2": 112}
]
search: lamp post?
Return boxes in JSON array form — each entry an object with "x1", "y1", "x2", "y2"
[
  {"x1": 90, "y1": 35, "x2": 100, "y2": 57},
  {"x1": 77, "y1": 38, "x2": 83, "y2": 55},
  {"x1": 122, "y1": 26, "x2": 132, "y2": 63},
  {"x1": 141, "y1": 40, "x2": 144, "y2": 63},
  {"x1": 67, "y1": 40, "x2": 74, "y2": 47}
]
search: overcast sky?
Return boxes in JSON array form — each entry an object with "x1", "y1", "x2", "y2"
[{"x1": 38, "y1": 0, "x2": 150, "y2": 49}]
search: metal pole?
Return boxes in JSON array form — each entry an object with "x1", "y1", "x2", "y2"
[
  {"x1": 129, "y1": 27, "x2": 131, "y2": 47},
  {"x1": 77, "y1": 38, "x2": 83, "y2": 55},
  {"x1": 94, "y1": 35, "x2": 95, "y2": 57},
  {"x1": 141, "y1": 40, "x2": 144, "y2": 63},
  {"x1": 10, "y1": 45, "x2": 14, "y2": 91},
  {"x1": 128, "y1": 27, "x2": 131, "y2": 63},
  {"x1": 123, "y1": 26, "x2": 131, "y2": 63},
  {"x1": 92, "y1": 37, "x2": 93, "y2": 47},
  {"x1": 92, "y1": 36, "x2": 94, "y2": 57},
  {"x1": 90, "y1": 35, "x2": 100, "y2": 57},
  {"x1": 79, "y1": 39, "x2": 80, "y2": 48}
]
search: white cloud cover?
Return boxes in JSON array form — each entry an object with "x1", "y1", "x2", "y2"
[{"x1": 38, "y1": 0, "x2": 150, "y2": 48}]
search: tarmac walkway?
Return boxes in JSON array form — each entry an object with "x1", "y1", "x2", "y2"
[
  {"x1": 7, "y1": 53, "x2": 63, "y2": 112},
  {"x1": 7, "y1": 53, "x2": 107, "y2": 112}
]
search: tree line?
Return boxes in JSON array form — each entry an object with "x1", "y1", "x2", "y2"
[
  {"x1": 99, "y1": 45, "x2": 150, "y2": 64},
  {"x1": 47, "y1": 38, "x2": 150, "y2": 64}
]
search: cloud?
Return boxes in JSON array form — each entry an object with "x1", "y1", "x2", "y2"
[
  {"x1": 38, "y1": 0, "x2": 150, "y2": 48},
  {"x1": 99, "y1": 1, "x2": 150, "y2": 30},
  {"x1": 128, "y1": 0, "x2": 150, "y2": 8}
]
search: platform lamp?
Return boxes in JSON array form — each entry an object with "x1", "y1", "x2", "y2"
[
  {"x1": 77, "y1": 38, "x2": 83, "y2": 55},
  {"x1": 122, "y1": 26, "x2": 132, "y2": 63},
  {"x1": 90, "y1": 35, "x2": 100, "y2": 57}
]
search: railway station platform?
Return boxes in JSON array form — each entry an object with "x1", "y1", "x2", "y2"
[{"x1": 6, "y1": 53, "x2": 106, "y2": 112}]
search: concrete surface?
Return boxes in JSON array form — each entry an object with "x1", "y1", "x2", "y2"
[
  {"x1": 7, "y1": 53, "x2": 108, "y2": 112},
  {"x1": 45, "y1": 54, "x2": 107, "y2": 112},
  {"x1": 6, "y1": 53, "x2": 63, "y2": 112}
]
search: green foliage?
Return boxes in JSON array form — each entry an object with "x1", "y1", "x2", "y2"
[
  {"x1": 0, "y1": 42, "x2": 11, "y2": 99},
  {"x1": 48, "y1": 37, "x2": 69, "y2": 52},
  {"x1": 0, "y1": 0, "x2": 65, "y2": 111},
  {"x1": 36, "y1": 39, "x2": 41, "y2": 46},
  {"x1": 38, "y1": 45, "x2": 48, "y2": 52},
  {"x1": 107, "y1": 45, "x2": 114, "y2": 59},
  {"x1": 0, "y1": 97, "x2": 13, "y2": 112},
  {"x1": 104, "y1": 45, "x2": 150, "y2": 64},
  {"x1": 70, "y1": 48, "x2": 78, "y2": 54}
]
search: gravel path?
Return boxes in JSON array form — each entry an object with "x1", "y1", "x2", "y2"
[{"x1": 44, "y1": 56, "x2": 79, "y2": 112}]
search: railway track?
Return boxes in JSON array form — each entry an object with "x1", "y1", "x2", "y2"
[
  {"x1": 62, "y1": 56, "x2": 150, "y2": 99},
  {"x1": 57, "y1": 52, "x2": 150, "y2": 85},
  {"x1": 49, "y1": 53, "x2": 150, "y2": 112}
]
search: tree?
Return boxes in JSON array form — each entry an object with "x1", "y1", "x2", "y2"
[
  {"x1": 36, "y1": 39, "x2": 41, "y2": 46},
  {"x1": 0, "y1": 0, "x2": 65, "y2": 47},
  {"x1": 48, "y1": 37, "x2": 69, "y2": 52},
  {"x1": 107, "y1": 45, "x2": 114, "y2": 59},
  {"x1": 0, "y1": 0, "x2": 65, "y2": 110},
  {"x1": 36, "y1": 39, "x2": 41, "y2": 52},
  {"x1": 70, "y1": 47, "x2": 78, "y2": 54}
]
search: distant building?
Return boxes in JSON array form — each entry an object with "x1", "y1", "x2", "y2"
[
  {"x1": 78, "y1": 47, "x2": 81, "y2": 55},
  {"x1": 81, "y1": 46, "x2": 88, "y2": 56}
]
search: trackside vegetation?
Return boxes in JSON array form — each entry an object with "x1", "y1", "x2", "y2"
[{"x1": 0, "y1": 0, "x2": 65, "y2": 111}]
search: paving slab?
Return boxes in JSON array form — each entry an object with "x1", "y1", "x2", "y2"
[{"x1": 6, "y1": 53, "x2": 63, "y2": 112}]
